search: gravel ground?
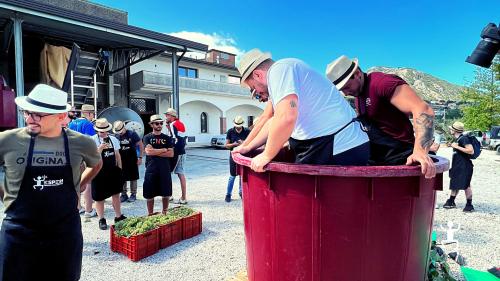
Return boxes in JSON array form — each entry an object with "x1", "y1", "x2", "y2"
[{"x1": 0, "y1": 146, "x2": 498, "y2": 280}]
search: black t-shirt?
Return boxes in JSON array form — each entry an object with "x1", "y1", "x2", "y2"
[
  {"x1": 116, "y1": 130, "x2": 140, "y2": 151},
  {"x1": 143, "y1": 133, "x2": 173, "y2": 166},
  {"x1": 226, "y1": 127, "x2": 250, "y2": 151}
]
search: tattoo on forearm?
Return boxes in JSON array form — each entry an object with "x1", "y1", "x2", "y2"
[
  {"x1": 290, "y1": 100, "x2": 296, "y2": 108},
  {"x1": 415, "y1": 113, "x2": 434, "y2": 149}
]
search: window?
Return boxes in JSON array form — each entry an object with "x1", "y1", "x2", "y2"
[
  {"x1": 248, "y1": 116, "x2": 254, "y2": 127},
  {"x1": 200, "y1": 112, "x2": 208, "y2": 133},
  {"x1": 179, "y1": 67, "x2": 198, "y2": 78},
  {"x1": 220, "y1": 53, "x2": 229, "y2": 60}
]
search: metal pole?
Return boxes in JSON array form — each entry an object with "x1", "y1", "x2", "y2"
[
  {"x1": 93, "y1": 73, "x2": 97, "y2": 117},
  {"x1": 12, "y1": 15, "x2": 24, "y2": 127},
  {"x1": 70, "y1": 70, "x2": 74, "y2": 107},
  {"x1": 171, "y1": 49, "x2": 179, "y2": 114}
]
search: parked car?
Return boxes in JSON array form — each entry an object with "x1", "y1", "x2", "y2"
[
  {"x1": 465, "y1": 130, "x2": 484, "y2": 145},
  {"x1": 210, "y1": 135, "x2": 227, "y2": 149},
  {"x1": 488, "y1": 126, "x2": 500, "y2": 153}
]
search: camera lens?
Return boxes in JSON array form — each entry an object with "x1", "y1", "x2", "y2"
[{"x1": 466, "y1": 38, "x2": 499, "y2": 68}]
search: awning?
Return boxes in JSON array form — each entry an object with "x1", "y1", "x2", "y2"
[{"x1": 0, "y1": 0, "x2": 208, "y2": 52}]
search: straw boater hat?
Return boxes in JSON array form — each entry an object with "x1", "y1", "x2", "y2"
[
  {"x1": 112, "y1": 120, "x2": 126, "y2": 134},
  {"x1": 93, "y1": 118, "x2": 112, "y2": 132},
  {"x1": 164, "y1": 108, "x2": 177, "y2": 118},
  {"x1": 15, "y1": 84, "x2": 71, "y2": 113},
  {"x1": 80, "y1": 104, "x2": 95, "y2": 112},
  {"x1": 233, "y1": 116, "x2": 244, "y2": 127},
  {"x1": 449, "y1": 121, "x2": 465, "y2": 133},
  {"x1": 149, "y1": 114, "x2": 163, "y2": 124},
  {"x1": 325, "y1": 55, "x2": 359, "y2": 90},
  {"x1": 237, "y1": 49, "x2": 272, "y2": 85}
]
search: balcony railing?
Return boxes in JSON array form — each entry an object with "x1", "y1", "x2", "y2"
[{"x1": 130, "y1": 70, "x2": 249, "y2": 96}]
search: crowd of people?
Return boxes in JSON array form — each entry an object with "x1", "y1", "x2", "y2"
[{"x1": 0, "y1": 49, "x2": 479, "y2": 280}]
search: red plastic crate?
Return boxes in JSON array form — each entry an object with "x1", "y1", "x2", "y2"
[
  {"x1": 110, "y1": 225, "x2": 160, "y2": 262},
  {"x1": 182, "y1": 212, "x2": 202, "y2": 239},
  {"x1": 158, "y1": 219, "x2": 183, "y2": 249}
]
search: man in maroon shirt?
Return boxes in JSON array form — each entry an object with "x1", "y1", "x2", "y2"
[{"x1": 326, "y1": 55, "x2": 436, "y2": 178}]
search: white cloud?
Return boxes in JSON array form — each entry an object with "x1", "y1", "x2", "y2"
[{"x1": 168, "y1": 31, "x2": 244, "y2": 62}]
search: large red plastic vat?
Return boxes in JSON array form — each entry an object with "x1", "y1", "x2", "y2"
[{"x1": 233, "y1": 150, "x2": 449, "y2": 281}]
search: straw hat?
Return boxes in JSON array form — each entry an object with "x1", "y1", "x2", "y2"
[
  {"x1": 80, "y1": 104, "x2": 95, "y2": 112},
  {"x1": 93, "y1": 118, "x2": 112, "y2": 132},
  {"x1": 233, "y1": 116, "x2": 244, "y2": 127},
  {"x1": 237, "y1": 49, "x2": 272, "y2": 84},
  {"x1": 325, "y1": 55, "x2": 359, "y2": 90},
  {"x1": 15, "y1": 84, "x2": 71, "y2": 113},
  {"x1": 149, "y1": 114, "x2": 163, "y2": 123},
  {"x1": 449, "y1": 121, "x2": 464, "y2": 133},
  {"x1": 112, "y1": 120, "x2": 126, "y2": 134},
  {"x1": 164, "y1": 108, "x2": 177, "y2": 118}
]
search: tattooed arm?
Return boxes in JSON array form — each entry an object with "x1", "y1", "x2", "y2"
[
  {"x1": 390, "y1": 84, "x2": 436, "y2": 178},
  {"x1": 250, "y1": 94, "x2": 298, "y2": 172}
]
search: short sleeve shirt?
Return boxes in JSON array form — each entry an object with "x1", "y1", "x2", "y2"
[
  {"x1": 115, "y1": 130, "x2": 141, "y2": 151},
  {"x1": 91, "y1": 134, "x2": 121, "y2": 151},
  {"x1": 143, "y1": 133, "x2": 173, "y2": 166},
  {"x1": 267, "y1": 58, "x2": 369, "y2": 155},
  {"x1": 356, "y1": 72, "x2": 414, "y2": 144},
  {"x1": 0, "y1": 128, "x2": 101, "y2": 210},
  {"x1": 226, "y1": 127, "x2": 250, "y2": 151},
  {"x1": 68, "y1": 118, "x2": 95, "y2": 136}
]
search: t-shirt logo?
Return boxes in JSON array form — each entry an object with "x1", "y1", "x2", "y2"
[
  {"x1": 33, "y1": 175, "x2": 64, "y2": 191},
  {"x1": 366, "y1": 98, "x2": 372, "y2": 107}
]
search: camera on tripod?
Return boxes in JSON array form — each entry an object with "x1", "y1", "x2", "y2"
[{"x1": 466, "y1": 23, "x2": 500, "y2": 68}]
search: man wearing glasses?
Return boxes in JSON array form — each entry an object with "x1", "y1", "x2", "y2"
[
  {"x1": 235, "y1": 49, "x2": 370, "y2": 172},
  {"x1": 0, "y1": 84, "x2": 102, "y2": 281},
  {"x1": 143, "y1": 115, "x2": 174, "y2": 215}
]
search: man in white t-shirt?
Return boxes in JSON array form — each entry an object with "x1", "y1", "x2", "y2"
[{"x1": 234, "y1": 49, "x2": 370, "y2": 172}]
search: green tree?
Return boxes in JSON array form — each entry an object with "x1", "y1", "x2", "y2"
[{"x1": 460, "y1": 58, "x2": 500, "y2": 131}]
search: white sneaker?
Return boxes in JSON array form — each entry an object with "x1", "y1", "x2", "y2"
[
  {"x1": 84, "y1": 208, "x2": 97, "y2": 218},
  {"x1": 174, "y1": 199, "x2": 188, "y2": 205},
  {"x1": 79, "y1": 207, "x2": 85, "y2": 214}
]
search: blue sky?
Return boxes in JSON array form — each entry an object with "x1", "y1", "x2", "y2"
[{"x1": 95, "y1": 0, "x2": 499, "y2": 85}]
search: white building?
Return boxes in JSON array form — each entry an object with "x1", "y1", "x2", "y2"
[{"x1": 130, "y1": 49, "x2": 264, "y2": 146}]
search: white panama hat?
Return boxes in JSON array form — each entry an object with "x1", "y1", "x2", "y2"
[{"x1": 15, "y1": 84, "x2": 71, "y2": 113}]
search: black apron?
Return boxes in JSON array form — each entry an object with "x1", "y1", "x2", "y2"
[
  {"x1": 118, "y1": 133, "x2": 139, "y2": 181},
  {"x1": 288, "y1": 119, "x2": 358, "y2": 165},
  {"x1": 0, "y1": 130, "x2": 83, "y2": 281},
  {"x1": 449, "y1": 136, "x2": 474, "y2": 190},
  {"x1": 92, "y1": 137, "x2": 123, "y2": 201},
  {"x1": 143, "y1": 135, "x2": 172, "y2": 199}
]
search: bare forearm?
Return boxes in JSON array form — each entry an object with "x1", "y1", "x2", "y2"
[
  {"x1": 263, "y1": 115, "x2": 295, "y2": 160},
  {"x1": 247, "y1": 119, "x2": 270, "y2": 150},
  {"x1": 81, "y1": 160, "x2": 103, "y2": 187},
  {"x1": 414, "y1": 111, "x2": 435, "y2": 152}
]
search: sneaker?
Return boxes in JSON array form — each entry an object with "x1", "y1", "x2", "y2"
[
  {"x1": 120, "y1": 193, "x2": 129, "y2": 203},
  {"x1": 98, "y1": 218, "x2": 107, "y2": 230},
  {"x1": 79, "y1": 207, "x2": 85, "y2": 214},
  {"x1": 463, "y1": 204, "x2": 475, "y2": 212},
  {"x1": 443, "y1": 199, "x2": 456, "y2": 209},
  {"x1": 128, "y1": 194, "x2": 137, "y2": 202},
  {"x1": 225, "y1": 195, "x2": 231, "y2": 203},
  {"x1": 114, "y1": 214, "x2": 127, "y2": 223},
  {"x1": 175, "y1": 198, "x2": 188, "y2": 205},
  {"x1": 84, "y1": 208, "x2": 97, "y2": 218}
]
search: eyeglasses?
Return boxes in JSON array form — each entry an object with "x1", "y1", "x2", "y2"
[
  {"x1": 152, "y1": 122, "x2": 163, "y2": 126},
  {"x1": 250, "y1": 89, "x2": 261, "y2": 100},
  {"x1": 21, "y1": 110, "x2": 52, "y2": 122}
]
